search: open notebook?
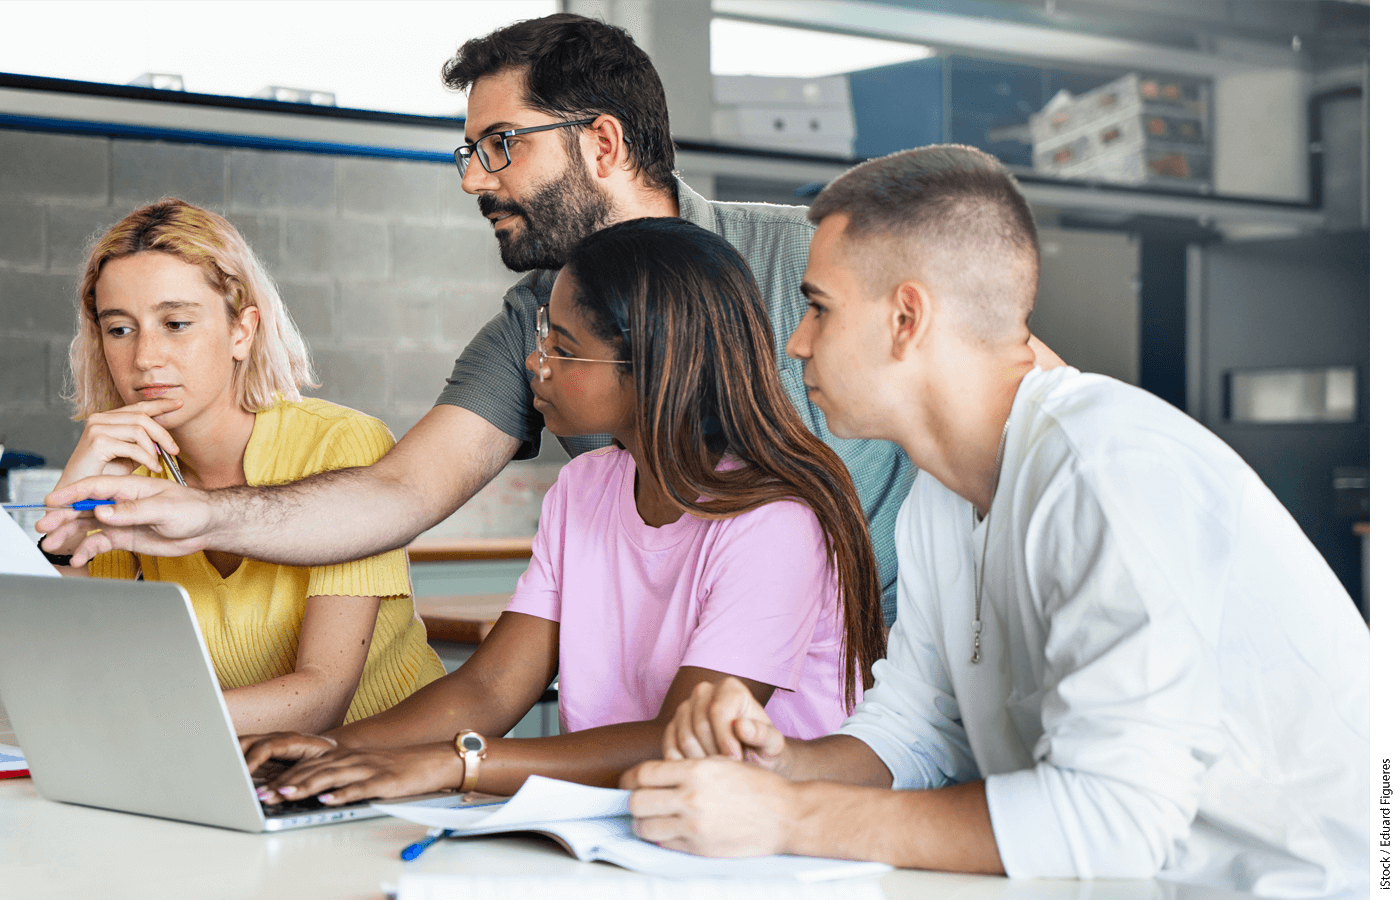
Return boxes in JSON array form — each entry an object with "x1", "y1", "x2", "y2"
[{"x1": 377, "y1": 774, "x2": 891, "y2": 882}]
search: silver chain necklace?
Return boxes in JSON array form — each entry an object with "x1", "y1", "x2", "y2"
[{"x1": 971, "y1": 415, "x2": 1011, "y2": 664}]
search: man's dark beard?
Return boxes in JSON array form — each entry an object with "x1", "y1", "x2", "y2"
[{"x1": 479, "y1": 151, "x2": 612, "y2": 272}]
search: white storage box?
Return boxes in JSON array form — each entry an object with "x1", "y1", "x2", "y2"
[
  {"x1": 712, "y1": 74, "x2": 856, "y2": 157},
  {"x1": 713, "y1": 74, "x2": 851, "y2": 108},
  {"x1": 1029, "y1": 73, "x2": 1206, "y2": 145},
  {"x1": 1047, "y1": 141, "x2": 1212, "y2": 189},
  {"x1": 1030, "y1": 73, "x2": 1210, "y2": 189}
]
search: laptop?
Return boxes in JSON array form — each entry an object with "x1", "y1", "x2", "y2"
[{"x1": 0, "y1": 573, "x2": 461, "y2": 832}]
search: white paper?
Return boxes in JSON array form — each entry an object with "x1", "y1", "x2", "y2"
[
  {"x1": 396, "y1": 872, "x2": 887, "y2": 900},
  {"x1": 376, "y1": 774, "x2": 628, "y2": 830},
  {"x1": 0, "y1": 506, "x2": 60, "y2": 577},
  {"x1": 376, "y1": 775, "x2": 892, "y2": 883},
  {"x1": 0, "y1": 743, "x2": 27, "y2": 773}
]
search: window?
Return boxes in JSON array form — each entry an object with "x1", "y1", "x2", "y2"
[
  {"x1": 711, "y1": 17, "x2": 930, "y2": 78},
  {"x1": 0, "y1": 0, "x2": 555, "y2": 117}
]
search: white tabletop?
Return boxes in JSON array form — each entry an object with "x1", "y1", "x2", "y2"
[{"x1": 0, "y1": 702, "x2": 1249, "y2": 900}]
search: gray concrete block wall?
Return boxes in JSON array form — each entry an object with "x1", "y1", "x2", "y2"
[{"x1": 0, "y1": 126, "x2": 566, "y2": 498}]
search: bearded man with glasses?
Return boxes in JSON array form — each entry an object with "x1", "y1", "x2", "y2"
[{"x1": 44, "y1": 13, "x2": 1063, "y2": 633}]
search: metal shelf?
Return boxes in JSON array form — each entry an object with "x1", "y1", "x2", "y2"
[{"x1": 1, "y1": 73, "x2": 1324, "y2": 236}]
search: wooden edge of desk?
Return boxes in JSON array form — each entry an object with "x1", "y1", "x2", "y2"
[
  {"x1": 416, "y1": 593, "x2": 512, "y2": 645},
  {"x1": 406, "y1": 537, "x2": 534, "y2": 563},
  {"x1": 421, "y1": 615, "x2": 496, "y2": 644}
]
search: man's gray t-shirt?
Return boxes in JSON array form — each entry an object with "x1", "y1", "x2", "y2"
[{"x1": 436, "y1": 178, "x2": 915, "y2": 622}]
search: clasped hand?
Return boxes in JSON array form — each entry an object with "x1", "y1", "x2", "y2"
[
  {"x1": 621, "y1": 677, "x2": 800, "y2": 857},
  {"x1": 660, "y1": 676, "x2": 787, "y2": 766},
  {"x1": 242, "y1": 732, "x2": 459, "y2": 806}
]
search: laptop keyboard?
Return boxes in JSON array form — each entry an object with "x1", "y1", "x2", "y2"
[
  {"x1": 254, "y1": 765, "x2": 376, "y2": 819},
  {"x1": 260, "y1": 792, "x2": 378, "y2": 822}
]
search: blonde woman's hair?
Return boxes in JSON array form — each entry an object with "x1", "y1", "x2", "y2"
[{"x1": 69, "y1": 198, "x2": 315, "y2": 419}]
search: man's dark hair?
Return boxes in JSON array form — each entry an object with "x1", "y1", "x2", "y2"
[{"x1": 443, "y1": 13, "x2": 676, "y2": 196}]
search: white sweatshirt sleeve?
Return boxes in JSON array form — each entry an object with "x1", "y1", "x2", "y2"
[{"x1": 839, "y1": 474, "x2": 981, "y2": 790}]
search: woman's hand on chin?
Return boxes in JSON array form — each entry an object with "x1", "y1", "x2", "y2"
[
  {"x1": 60, "y1": 398, "x2": 185, "y2": 486},
  {"x1": 252, "y1": 743, "x2": 463, "y2": 807}
]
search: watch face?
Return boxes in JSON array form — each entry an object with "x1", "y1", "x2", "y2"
[{"x1": 459, "y1": 733, "x2": 485, "y2": 754}]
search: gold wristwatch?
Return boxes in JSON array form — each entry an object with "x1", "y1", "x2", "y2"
[{"x1": 453, "y1": 730, "x2": 487, "y2": 793}]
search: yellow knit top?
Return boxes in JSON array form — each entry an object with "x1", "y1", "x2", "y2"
[{"x1": 90, "y1": 398, "x2": 445, "y2": 724}]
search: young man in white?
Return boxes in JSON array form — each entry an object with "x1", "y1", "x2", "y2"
[{"x1": 622, "y1": 144, "x2": 1369, "y2": 898}]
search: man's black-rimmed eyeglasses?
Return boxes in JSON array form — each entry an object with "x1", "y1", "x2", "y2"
[{"x1": 453, "y1": 119, "x2": 595, "y2": 176}]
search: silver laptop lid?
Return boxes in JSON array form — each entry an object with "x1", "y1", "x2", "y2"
[{"x1": 0, "y1": 574, "x2": 265, "y2": 832}]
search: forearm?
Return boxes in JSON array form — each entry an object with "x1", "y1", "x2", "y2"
[
  {"x1": 329, "y1": 611, "x2": 558, "y2": 756},
  {"x1": 205, "y1": 406, "x2": 522, "y2": 565},
  {"x1": 782, "y1": 733, "x2": 894, "y2": 787},
  {"x1": 355, "y1": 720, "x2": 674, "y2": 799},
  {"x1": 782, "y1": 779, "x2": 1004, "y2": 874},
  {"x1": 271, "y1": 715, "x2": 676, "y2": 807},
  {"x1": 56, "y1": 406, "x2": 523, "y2": 568},
  {"x1": 326, "y1": 663, "x2": 532, "y2": 750},
  {"x1": 477, "y1": 721, "x2": 670, "y2": 794},
  {"x1": 224, "y1": 668, "x2": 357, "y2": 735},
  {"x1": 202, "y1": 467, "x2": 424, "y2": 565}
]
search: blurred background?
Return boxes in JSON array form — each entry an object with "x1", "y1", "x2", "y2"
[{"x1": 0, "y1": 0, "x2": 1371, "y2": 616}]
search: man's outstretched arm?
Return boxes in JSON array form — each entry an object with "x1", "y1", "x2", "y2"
[{"x1": 41, "y1": 405, "x2": 521, "y2": 568}]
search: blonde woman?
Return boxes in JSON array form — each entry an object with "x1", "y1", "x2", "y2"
[{"x1": 45, "y1": 198, "x2": 444, "y2": 735}]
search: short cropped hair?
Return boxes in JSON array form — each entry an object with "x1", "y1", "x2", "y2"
[
  {"x1": 69, "y1": 198, "x2": 315, "y2": 419},
  {"x1": 809, "y1": 144, "x2": 1040, "y2": 341},
  {"x1": 442, "y1": 13, "x2": 676, "y2": 197}
]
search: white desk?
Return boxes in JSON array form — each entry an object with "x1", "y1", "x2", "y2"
[
  {"x1": 0, "y1": 709, "x2": 1249, "y2": 900},
  {"x1": 0, "y1": 784, "x2": 1257, "y2": 900}
]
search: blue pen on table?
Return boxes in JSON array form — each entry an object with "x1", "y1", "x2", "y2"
[
  {"x1": 2, "y1": 499, "x2": 116, "y2": 511},
  {"x1": 401, "y1": 828, "x2": 456, "y2": 861}
]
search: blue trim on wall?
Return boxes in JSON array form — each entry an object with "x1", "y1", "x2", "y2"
[
  {"x1": 0, "y1": 72, "x2": 465, "y2": 127},
  {"x1": 0, "y1": 109, "x2": 860, "y2": 168},
  {"x1": 0, "y1": 112, "x2": 456, "y2": 165}
]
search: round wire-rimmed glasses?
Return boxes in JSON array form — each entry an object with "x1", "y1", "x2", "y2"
[
  {"x1": 454, "y1": 119, "x2": 596, "y2": 176},
  {"x1": 535, "y1": 304, "x2": 630, "y2": 371}
]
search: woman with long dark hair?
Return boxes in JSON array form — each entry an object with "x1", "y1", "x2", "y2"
[{"x1": 244, "y1": 218, "x2": 884, "y2": 803}]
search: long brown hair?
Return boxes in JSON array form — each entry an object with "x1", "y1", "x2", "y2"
[{"x1": 565, "y1": 217, "x2": 885, "y2": 709}]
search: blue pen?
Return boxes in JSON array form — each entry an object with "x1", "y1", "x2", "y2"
[
  {"x1": 400, "y1": 828, "x2": 455, "y2": 861},
  {"x1": 2, "y1": 499, "x2": 116, "y2": 512}
]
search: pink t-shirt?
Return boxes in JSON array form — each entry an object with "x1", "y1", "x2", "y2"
[{"x1": 506, "y1": 446, "x2": 857, "y2": 739}]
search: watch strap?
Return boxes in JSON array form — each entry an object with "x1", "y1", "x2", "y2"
[
  {"x1": 454, "y1": 730, "x2": 487, "y2": 793},
  {"x1": 37, "y1": 536, "x2": 73, "y2": 568}
]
